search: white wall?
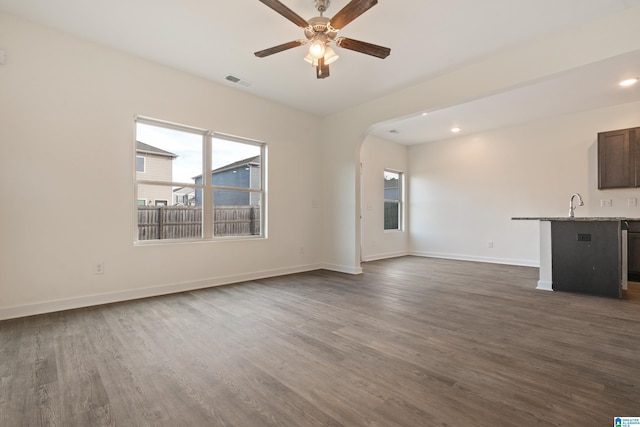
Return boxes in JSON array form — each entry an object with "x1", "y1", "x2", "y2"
[
  {"x1": 360, "y1": 135, "x2": 409, "y2": 261},
  {"x1": 408, "y1": 101, "x2": 640, "y2": 266},
  {"x1": 3, "y1": 6, "x2": 640, "y2": 319},
  {"x1": 0, "y1": 13, "x2": 322, "y2": 319},
  {"x1": 319, "y1": 6, "x2": 640, "y2": 274}
]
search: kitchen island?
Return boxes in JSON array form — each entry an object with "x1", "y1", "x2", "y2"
[{"x1": 512, "y1": 217, "x2": 637, "y2": 298}]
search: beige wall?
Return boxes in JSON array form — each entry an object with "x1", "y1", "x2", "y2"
[
  {"x1": 3, "y1": 5, "x2": 640, "y2": 318},
  {"x1": 360, "y1": 136, "x2": 409, "y2": 261},
  {"x1": 407, "y1": 101, "x2": 640, "y2": 266},
  {"x1": 321, "y1": 5, "x2": 640, "y2": 273},
  {"x1": 359, "y1": 101, "x2": 640, "y2": 266},
  {"x1": 0, "y1": 12, "x2": 322, "y2": 319}
]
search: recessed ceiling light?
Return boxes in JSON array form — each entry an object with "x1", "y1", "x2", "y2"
[
  {"x1": 421, "y1": 112, "x2": 428, "y2": 116},
  {"x1": 619, "y1": 78, "x2": 638, "y2": 87},
  {"x1": 451, "y1": 127, "x2": 461, "y2": 133}
]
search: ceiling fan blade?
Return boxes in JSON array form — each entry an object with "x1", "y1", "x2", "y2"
[
  {"x1": 258, "y1": 0, "x2": 309, "y2": 28},
  {"x1": 336, "y1": 37, "x2": 390, "y2": 59},
  {"x1": 329, "y1": 0, "x2": 378, "y2": 30},
  {"x1": 254, "y1": 40, "x2": 305, "y2": 58}
]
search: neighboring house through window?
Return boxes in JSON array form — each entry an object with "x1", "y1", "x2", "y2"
[
  {"x1": 135, "y1": 116, "x2": 266, "y2": 242},
  {"x1": 192, "y1": 155, "x2": 261, "y2": 206},
  {"x1": 384, "y1": 169, "x2": 403, "y2": 231},
  {"x1": 173, "y1": 187, "x2": 196, "y2": 206},
  {"x1": 136, "y1": 141, "x2": 177, "y2": 207}
]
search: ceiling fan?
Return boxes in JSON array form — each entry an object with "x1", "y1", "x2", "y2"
[{"x1": 255, "y1": 0, "x2": 391, "y2": 79}]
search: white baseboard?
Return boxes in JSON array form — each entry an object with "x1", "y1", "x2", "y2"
[
  {"x1": 319, "y1": 263, "x2": 363, "y2": 275},
  {"x1": 361, "y1": 250, "x2": 409, "y2": 262},
  {"x1": 409, "y1": 251, "x2": 539, "y2": 268},
  {"x1": 0, "y1": 254, "x2": 539, "y2": 321},
  {"x1": 536, "y1": 280, "x2": 554, "y2": 291},
  {"x1": 0, "y1": 263, "x2": 323, "y2": 321}
]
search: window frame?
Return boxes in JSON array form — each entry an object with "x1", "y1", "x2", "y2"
[
  {"x1": 383, "y1": 169, "x2": 404, "y2": 232},
  {"x1": 135, "y1": 156, "x2": 145, "y2": 173},
  {"x1": 134, "y1": 116, "x2": 267, "y2": 243}
]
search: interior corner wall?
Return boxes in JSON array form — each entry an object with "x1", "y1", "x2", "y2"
[
  {"x1": 360, "y1": 135, "x2": 409, "y2": 261},
  {"x1": 0, "y1": 12, "x2": 323, "y2": 319},
  {"x1": 317, "y1": 120, "x2": 364, "y2": 274},
  {"x1": 408, "y1": 101, "x2": 640, "y2": 266},
  {"x1": 318, "y1": 6, "x2": 640, "y2": 276}
]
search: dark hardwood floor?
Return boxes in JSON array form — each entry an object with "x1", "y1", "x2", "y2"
[
  {"x1": 1, "y1": 256, "x2": 638, "y2": 426},
  {"x1": 624, "y1": 281, "x2": 640, "y2": 302}
]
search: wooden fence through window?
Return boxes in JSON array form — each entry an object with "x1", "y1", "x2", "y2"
[{"x1": 137, "y1": 206, "x2": 260, "y2": 240}]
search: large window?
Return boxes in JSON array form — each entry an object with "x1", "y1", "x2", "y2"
[
  {"x1": 384, "y1": 169, "x2": 403, "y2": 231},
  {"x1": 135, "y1": 116, "x2": 266, "y2": 242}
]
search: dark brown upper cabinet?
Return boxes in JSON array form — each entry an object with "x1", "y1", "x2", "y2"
[{"x1": 598, "y1": 127, "x2": 640, "y2": 189}]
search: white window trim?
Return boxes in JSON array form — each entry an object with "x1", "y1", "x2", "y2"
[
  {"x1": 134, "y1": 115, "x2": 267, "y2": 244},
  {"x1": 384, "y1": 169, "x2": 404, "y2": 232}
]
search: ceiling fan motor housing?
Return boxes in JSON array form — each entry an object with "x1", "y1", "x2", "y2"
[{"x1": 305, "y1": 16, "x2": 338, "y2": 41}]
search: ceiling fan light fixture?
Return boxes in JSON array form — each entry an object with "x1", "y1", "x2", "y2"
[
  {"x1": 323, "y1": 46, "x2": 339, "y2": 65},
  {"x1": 309, "y1": 39, "x2": 326, "y2": 59},
  {"x1": 304, "y1": 53, "x2": 318, "y2": 66}
]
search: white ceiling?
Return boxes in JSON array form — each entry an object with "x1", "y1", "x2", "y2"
[
  {"x1": 1, "y1": 0, "x2": 640, "y2": 144},
  {"x1": 370, "y1": 49, "x2": 640, "y2": 144}
]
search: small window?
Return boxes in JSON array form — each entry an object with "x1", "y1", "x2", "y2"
[
  {"x1": 384, "y1": 170, "x2": 403, "y2": 231},
  {"x1": 136, "y1": 156, "x2": 145, "y2": 172}
]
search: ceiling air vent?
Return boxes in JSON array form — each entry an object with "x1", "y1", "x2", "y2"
[{"x1": 225, "y1": 75, "x2": 253, "y2": 87}]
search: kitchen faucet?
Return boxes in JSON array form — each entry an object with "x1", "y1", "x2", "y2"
[{"x1": 569, "y1": 193, "x2": 584, "y2": 218}]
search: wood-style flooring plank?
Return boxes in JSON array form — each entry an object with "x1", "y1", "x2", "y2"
[{"x1": 1, "y1": 256, "x2": 639, "y2": 426}]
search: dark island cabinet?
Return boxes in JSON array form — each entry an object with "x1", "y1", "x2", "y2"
[
  {"x1": 598, "y1": 127, "x2": 640, "y2": 189},
  {"x1": 551, "y1": 220, "x2": 621, "y2": 298},
  {"x1": 628, "y1": 221, "x2": 640, "y2": 281}
]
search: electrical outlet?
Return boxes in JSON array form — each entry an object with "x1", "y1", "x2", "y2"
[
  {"x1": 487, "y1": 241, "x2": 494, "y2": 249},
  {"x1": 600, "y1": 199, "x2": 612, "y2": 207},
  {"x1": 299, "y1": 247, "x2": 304, "y2": 255},
  {"x1": 94, "y1": 262, "x2": 104, "y2": 275},
  {"x1": 629, "y1": 198, "x2": 638, "y2": 207}
]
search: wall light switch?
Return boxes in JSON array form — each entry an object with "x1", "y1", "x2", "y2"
[
  {"x1": 0, "y1": 49, "x2": 6, "y2": 65},
  {"x1": 600, "y1": 199, "x2": 612, "y2": 207}
]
